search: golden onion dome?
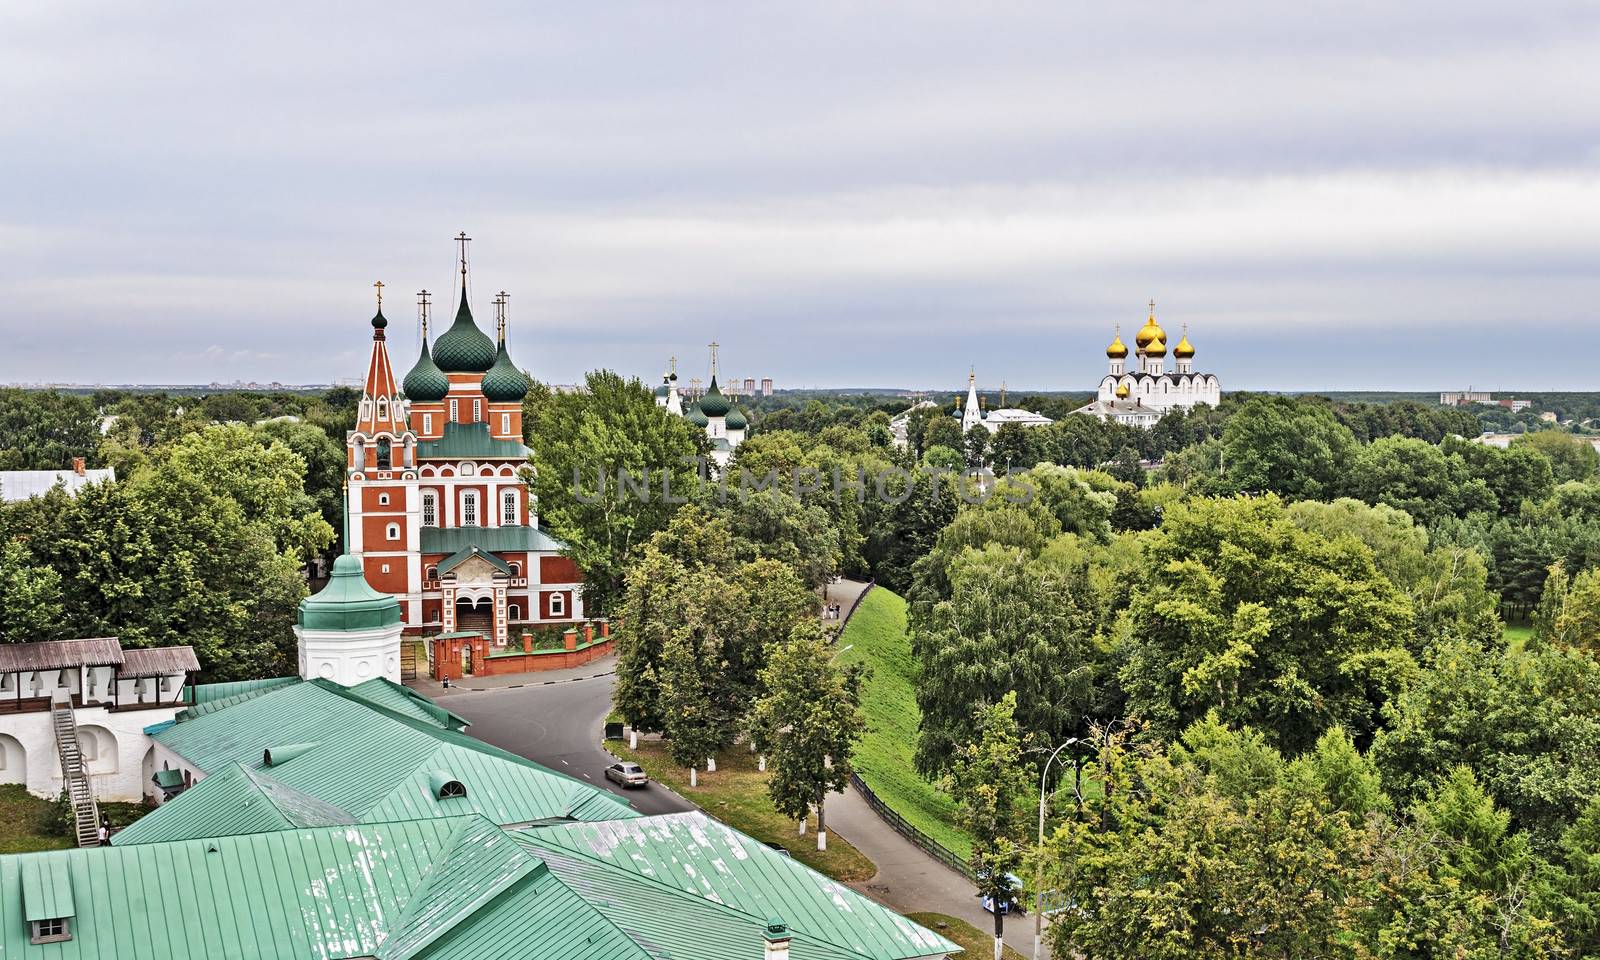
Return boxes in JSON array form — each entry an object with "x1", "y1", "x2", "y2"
[
  {"x1": 1134, "y1": 302, "x2": 1165, "y2": 351},
  {"x1": 1106, "y1": 333, "x2": 1128, "y2": 359},
  {"x1": 1115, "y1": 382, "x2": 1130, "y2": 399},
  {"x1": 1173, "y1": 331, "x2": 1195, "y2": 359},
  {"x1": 1145, "y1": 335, "x2": 1167, "y2": 358}
]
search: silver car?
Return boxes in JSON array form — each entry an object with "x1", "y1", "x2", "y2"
[{"x1": 604, "y1": 761, "x2": 649, "y2": 788}]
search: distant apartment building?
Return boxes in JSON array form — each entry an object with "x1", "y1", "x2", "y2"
[
  {"x1": 1441, "y1": 390, "x2": 1493, "y2": 406},
  {"x1": 760, "y1": 377, "x2": 774, "y2": 396}
]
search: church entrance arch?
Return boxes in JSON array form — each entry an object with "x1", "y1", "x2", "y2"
[{"x1": 454, "y1": 596, "x2": 493, "y2": 638}]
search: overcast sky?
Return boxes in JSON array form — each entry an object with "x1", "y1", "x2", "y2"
[{"x1": 2, "y1": 2, "x2": 1597, "y2": 391}]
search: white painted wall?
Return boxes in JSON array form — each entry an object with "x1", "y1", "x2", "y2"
[{"x1": 0, "y1": 703, "x2": 183, "y2": 802}]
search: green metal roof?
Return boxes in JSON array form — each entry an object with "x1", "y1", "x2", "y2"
[
  {"x1": 725, "y1": 404, "x2": 749, "y2": 430},
  {"x1": 403, "y1": 339, "x2": 449, "y2": 401},
  {"x1": 480, "y1": 341, "x2": 530, "y2": 402},
  {"x1": 3, "y1": 816, "x2": 649, "y2": 960},
  {"x1": 297, "y1": 554, "x2": 403, "y2": 631},
  {"x1": 437, "y1": 544, "x2": 513, "y2": 577},
  {"x1": 116, "y1": 762, "x2": 354, "y2": 844},
  {"x1": 188, "y1": 676, "x2": 297, "y2": 704},
  {"x1": 433, "y1": 289, "x2": 498, "y2": 373},
  {"x1": 416, "y1": 421, "x2": 531, "y2": 460},
  {"x1": 516, "y1": 812, "x2": 961, "y2": 960},
  {"x1": 341, "y1": 676, "x2": 469, "y2": 731},
  {"x1": 420, "y1": 524, "x2": 568, "y2": 556},
  {"x1": 686, "y1": 403, "x2": 709, "y2": 427},
  {"x1": 121, "y1": 678, "x2": 637, "y2": 846},
  {"x1": 20, "y1": 858, "x2": 73, "y2": 923}
]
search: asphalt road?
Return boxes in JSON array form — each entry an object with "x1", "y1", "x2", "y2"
[{"x1": 432, "y1": 671, "x2": 695, "y2": 817}]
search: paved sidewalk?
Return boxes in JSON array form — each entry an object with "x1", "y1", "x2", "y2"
[
  {"x1": 828, "y1": 784, "x2": 1038, "y2": 957},
  {"x1": 407, "y1": 654, "x2": 617, "y2": 698}
]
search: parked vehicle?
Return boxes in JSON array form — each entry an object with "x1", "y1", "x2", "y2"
[
  {"x1": 604, "y1": 761, "x2": 649, "y2": 788},
  {"x1": 979, "y1": 871, "x2": 1025, "y2": 915}
]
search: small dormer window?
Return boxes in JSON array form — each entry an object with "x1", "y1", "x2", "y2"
[{"x1": 30, "y1": 918, "x2": 70, "y2": 944}]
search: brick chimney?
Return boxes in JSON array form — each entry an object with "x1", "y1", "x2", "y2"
[
  {"x1": 763, "y1": 917, "x2": 790, "y2": 960},
  {"x1": 72, "y1": 457, "x2": 86, "y2": 476}
]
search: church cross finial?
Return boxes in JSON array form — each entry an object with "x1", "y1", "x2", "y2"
[
  {"x1": 1149, "y1": 299, "x2": 1156, "y2": 317},
  {"x1": 709, "y1": 341, "x2": 720, "y2": 378},
  {"x1": 455, "y1": 232, "x2": 472, "y2": 279},
  {"x1": 418, "y1": 289, "x2": 431, "y2": 337},
  {"x1": 373, "y1": 280, "x2": 384, "y2": 310},
  {"x1": 493, "y1": 291, "x2": 509, "y2": 343}
]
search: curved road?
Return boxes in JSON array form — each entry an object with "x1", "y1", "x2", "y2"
[{"x1": 431, "y1": 666, "x2": 695, "y2": 817}]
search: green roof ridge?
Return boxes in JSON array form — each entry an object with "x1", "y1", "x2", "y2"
[{"x1": 377, "y1": 816, "x2": 540, "y2": 960}]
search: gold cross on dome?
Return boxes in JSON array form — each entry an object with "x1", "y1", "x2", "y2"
[{"x1": 373, "y1": 280, "x2": 384, "y2": 309}]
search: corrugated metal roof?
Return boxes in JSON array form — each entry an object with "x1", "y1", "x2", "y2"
[
  {"x1": 113, "y1": 763, "x2": 355, "y2": 845},
  {"x1": 0, "y1": 637, "x2": 123, "y2": 672},
  {"x1": 342, "y1": 676, "x2": 468, "y2": 730},
  {"x1": 127, "y1": 679, "x2": 638, "y2": 844},
  {"x1": 375, "y1": 819, "x2": 539, "y2": 959},
  {"x1": 516, "y1": 813, "x2": 960, "y2": 960},
  {"x1": 420, "y1": 524, "x2": 568, "y2": 555},
  {"x1": 2, "y1": 816, "x2": 645, "y2": 960},
  {"x1": 0, "y1": 468, "x2": 115, "y2": 501},
  {"x1": 20, "y1": 859, "x2": 73, "y2": 923},
  {"x1": 117, "y1": 645, "x2": 200, "y2": 677},
  {"x1": 187, "y1": 675, "x2": 298, "y2": 704}
]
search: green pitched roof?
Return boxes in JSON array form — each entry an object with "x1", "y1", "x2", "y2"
[
  {"x1": 417, "y1": 421, "x2": 531, "y2": 460},
  {"x1": 481, "y1": 341, "x2": 530, "y2": 402},
  {"x1": 342, "y1": 676, "x2": 469, "y2": 731},
  {"x1": 403, "y1": 339, "x2": 450, "y2": 401},
  {"x1": 125, "y1": 678, "x2": 636, "y2": 845},
  {"x1": 3, "y1": 816, "x2": 648, "y2": 960},
  {"x1": 297, "y1": 554, "x2": 402, "y2": 631},
  {"x1": 114, "y1": 761, "x2": 355, "y2": 844},
  {"x1": 433, "y1": 289, "x2": 498, "y2": 373},
  {"x1": 437, "y1": 544, "x2": 513, "y2": 577},
  {"x1": 515, "y1": 812, "x2": 961, "y2": 960},
  {"x1": 420, "y1": 524, "x2": 568, "y2": 556},
  {"x1": 188, "y1": 675, "x2": 298, "y2": 705}
]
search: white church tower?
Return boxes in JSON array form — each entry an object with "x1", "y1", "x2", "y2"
[
  {"x1": 961, "y1": 369, "x2": 983, "y2": 433},
  {"x1": 294, "y1": 493, "x2": 404, "y2": 686}
]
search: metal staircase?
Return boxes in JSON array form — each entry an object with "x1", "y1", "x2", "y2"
[{"x1": 50, "y1": 692, "x2": 101, "y2": 848}]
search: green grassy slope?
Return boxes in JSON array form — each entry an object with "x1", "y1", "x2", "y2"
[{"x1": 838, "y1": 587, "x2": 974, "y2": 860}]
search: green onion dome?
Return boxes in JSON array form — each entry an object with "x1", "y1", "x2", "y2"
[
  {"x1": 433, "y1": 289, "x2": 497, "y2": 373},
  {"x1": 481, "y1": 341, "x2": 529, "y2": 402},
  {"x1": 698, "y1": 377, "x2": 731, "y2": 417},
  {"x1": 686, "y1": 403, "x2": 709, "y2": 428},
  {"x1": 371, "y1": 309, "x2": 388, "y2": 332},
  {"x1": 297, "y1": 555, "x2": 401, "y2": 631},
  {"x1": 725, "y1": 405, "x2": 748, "y2": 430},
  {"x1": 402, "y1": 340, "x2": 449, "y2": 402}
]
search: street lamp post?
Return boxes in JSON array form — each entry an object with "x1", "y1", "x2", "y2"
[{"x1": 1032, "y1": 738, "x2": 1078, "y2": 960}]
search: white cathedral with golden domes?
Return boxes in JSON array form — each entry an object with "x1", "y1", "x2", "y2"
[{"x1": 1073, "y1": 302, "x2": 1220, "y2": 428}]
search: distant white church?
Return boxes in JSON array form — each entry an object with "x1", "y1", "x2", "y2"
[{"x1": 1075, "y1": 302, "x2": 1220, "y2": 428}]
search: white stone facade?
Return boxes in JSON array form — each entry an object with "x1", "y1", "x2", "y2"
[{"x1": 294, "y1": 622, "x2": 404, "y2": 687}]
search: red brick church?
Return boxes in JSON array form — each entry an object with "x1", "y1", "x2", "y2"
[{"x1": 345, "y1": 241, "x2": 582, "y2": 643}]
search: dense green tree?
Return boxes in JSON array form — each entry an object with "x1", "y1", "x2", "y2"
[
  {"x1": 256, "y1": 418, "x2": 346, "y2": 553},
  {"x1": 712, "y1": 489, "x2": 841, "y2": 590},
  {"x1": 1010, "y1": 463, "x2": 1115, "y2": 543},
  {"x1": 1344, "y1": 435, "x2": 1493, "y2": 526},
  {"x1": 525, "y1": 370, "x2": 704, "y2": 615},
  {"x1": 962, "y1": 425, "x2": 991, "y2": 469},
  {"x1": 0, "y1": 389, "x2": 100, "y2": 471},
  {"x1": 2, "y1": 425, "x2": 333, "y2": 679},
  {"x1": 864, "y1": 467, "x2": 958, "y2": 593},
  {"x1": 944, "y1": 692, "x2": 1031, "y2": 960},
  {"x1": 1372, "y1": 638, "x2": 1600, "y2": 843},
  {"x1": 914, "y1": 544, "x2": 1102, "y2": 775},
  {"x1": 1120, "y1": 496, "x2": 1415, "y2": 751},
  {"x1": 922, "y1": 414, "x2": 964, "y2": 455},
  {"x1": 987, "y1": 423, "x2": 1035, "y2": 471},
  {"x1": 1220, "y1": 396, "x2": 1358, "y2": 500},
  {"x1": 905, "y1": 494, "x2": 1060, "y2": 609},
  {"x1": 1515, "y1": 429, "x2": 1600, "y2": 483},
  {"x1": 749, "y1": 621, "x2": 867, "y2": 851},
  {"x1": 0, "y1": 538, "x2": 64, "y2": 644}
]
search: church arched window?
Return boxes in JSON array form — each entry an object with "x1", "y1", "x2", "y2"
[
  {"x1": 386, "y1": 523, "x2": 400, "y2": 541},
  {"x1": 502, "y1": 490, "x2": 518, "y2": 526},
  {"x1": 421, "y1": 491, "x2": 437, "y2": 527},
  {"x1": 462, "y1": 491, "x2": 479, "y2": 527},
  {"x1": 376, "y1": 437, "x2": 392, "y2": 469}
]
